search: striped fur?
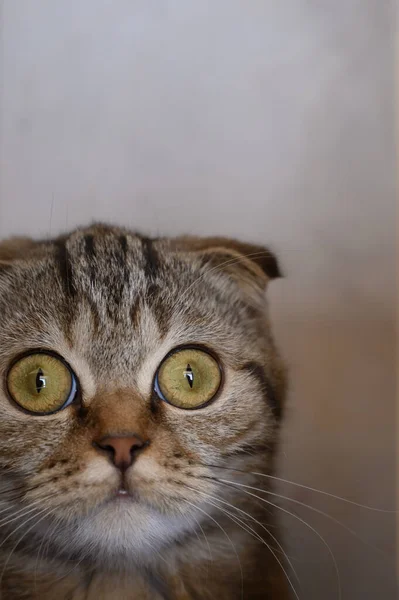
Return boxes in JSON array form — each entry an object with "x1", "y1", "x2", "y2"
[{"x1": 0, "y1": 224, "x2": 288, "y2": 599}]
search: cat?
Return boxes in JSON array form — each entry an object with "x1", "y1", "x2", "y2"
[{"x1": 0, "y1": 223, "x2": 289, "y2": 599}]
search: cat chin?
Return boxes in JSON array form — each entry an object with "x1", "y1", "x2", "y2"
[{"x1": 53, "y1": 500, "x2": 194, "y2": 566}]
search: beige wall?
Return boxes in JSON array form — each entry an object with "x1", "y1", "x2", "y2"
[{"x1": 0, "y1": 1, "x2": 396, "y2": 597}]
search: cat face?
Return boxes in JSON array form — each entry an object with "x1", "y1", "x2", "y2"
[{"x1": 0, "y1": 225, "x2": 285, "y2": 568}]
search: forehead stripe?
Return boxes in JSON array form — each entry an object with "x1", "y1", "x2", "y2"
[
  {"x1": 83, "y1": 234, "x2": 97, "y2": 286},
  {"x1": 54, "y1": 238, "x2": 76, "y2": 298},
  {"x1": 140, "y1": 237, "x2": 158, "y2": 280}
]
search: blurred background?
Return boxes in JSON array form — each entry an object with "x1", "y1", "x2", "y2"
[{"x1": 0, "y1": 1, "x2": 396, "y2": 598}]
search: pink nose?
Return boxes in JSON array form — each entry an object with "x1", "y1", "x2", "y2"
[{"x1": 94, "y1": 435, "x2": 146, "y2": 470}]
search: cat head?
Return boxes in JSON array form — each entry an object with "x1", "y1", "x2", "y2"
[{"x1": 0, "y1": 224, "x2": 285, "y2": 568}]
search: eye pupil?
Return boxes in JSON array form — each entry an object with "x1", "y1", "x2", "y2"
[
  {"x1": 184, "y1": 364, "x2": 194, "y2": 389},
  {"x1": 35, "y1": 369, "x2": 46, "y2": 394}
]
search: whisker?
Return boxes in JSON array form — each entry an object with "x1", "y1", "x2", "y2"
[
  {"x1": 0, "y1": 506, "x2": 58, "y2": 592},
  {"x1": 203, "y1": 464, "x2": 396, "y2": 512},
  {"x1": 215, "y1": 479, "x2": 342, "y2": 600},
  {"x1": 41, "y1": 514, "x2": 62, "y2": 567},
  {"x1": 0, "y1": 500, "x2": 31, "y2": 520},
  {"x1": 0, "y1": 484, "x2": 47, "y2": 513},
  {"x1": 0, "y1": 499, "x2": 54, "y2": 530},
  {"x1": 203, "y1": 499, "x2": 300, "y2": 600},
  {"x1": 34, "y1": 513, "x2": 63, "y2": 593},
  {"x1": 0, "y1": 483, "x2": 31, "y2": 495},
  {"x1": 184, "y1": 512, "x2": 213, "y2": 564},
  {"x1": 0, "y1": 505, "x2": 54, "y2": 554},
  {"x1": 182, "y1": 499, "x2": 244, "y2": 600},
  {"x1": 213, "y1": 476, "x2": 389, "y2": 558},
  {"x1": 182, "y1": 480, "x2": 292, "y2": 556},
  {"x1": 181, "y1": 481, "x2": 301, "y2": 596},
  {"x1": 205, "y1": 493, "x2": 299, "y2": 580}
]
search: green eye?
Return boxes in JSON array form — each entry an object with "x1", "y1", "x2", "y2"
[
  {"x1": 6, "y1": 352, "x2": 77, "y2": 415},
  {"x1": 155, "y1": 347, "x2": 222, "y2": 409}
]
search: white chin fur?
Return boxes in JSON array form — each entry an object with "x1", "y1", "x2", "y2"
[{"x1": 64, "y1": 502, "x2": 192, "y2": 566}]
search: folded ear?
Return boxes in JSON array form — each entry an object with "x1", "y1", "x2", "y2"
[
  {"x1": 170, "y1": 235, "x2": 281, "y2": 292},
  {"x1": 0, "y1": 237, "x2": 37, "y2": 266}
]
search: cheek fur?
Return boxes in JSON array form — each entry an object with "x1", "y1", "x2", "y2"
[{"x1": 160, "y1": 370, "x2": 273, "y2": 457}]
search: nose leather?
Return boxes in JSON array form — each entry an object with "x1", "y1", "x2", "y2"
[{"x1": 94, "y1": 435, "x2": 145, "y2": 470}]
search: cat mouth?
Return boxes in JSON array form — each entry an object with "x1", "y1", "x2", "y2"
[
  {"x1": 114, "y1": 478, "x2": 135, "y2": 500},
  {"x1": 115, "y1": 488, "x2": 132, "y2": 499},
  {"x1": 102, "y1": 486, "x2": 136, "y2": 507}
]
